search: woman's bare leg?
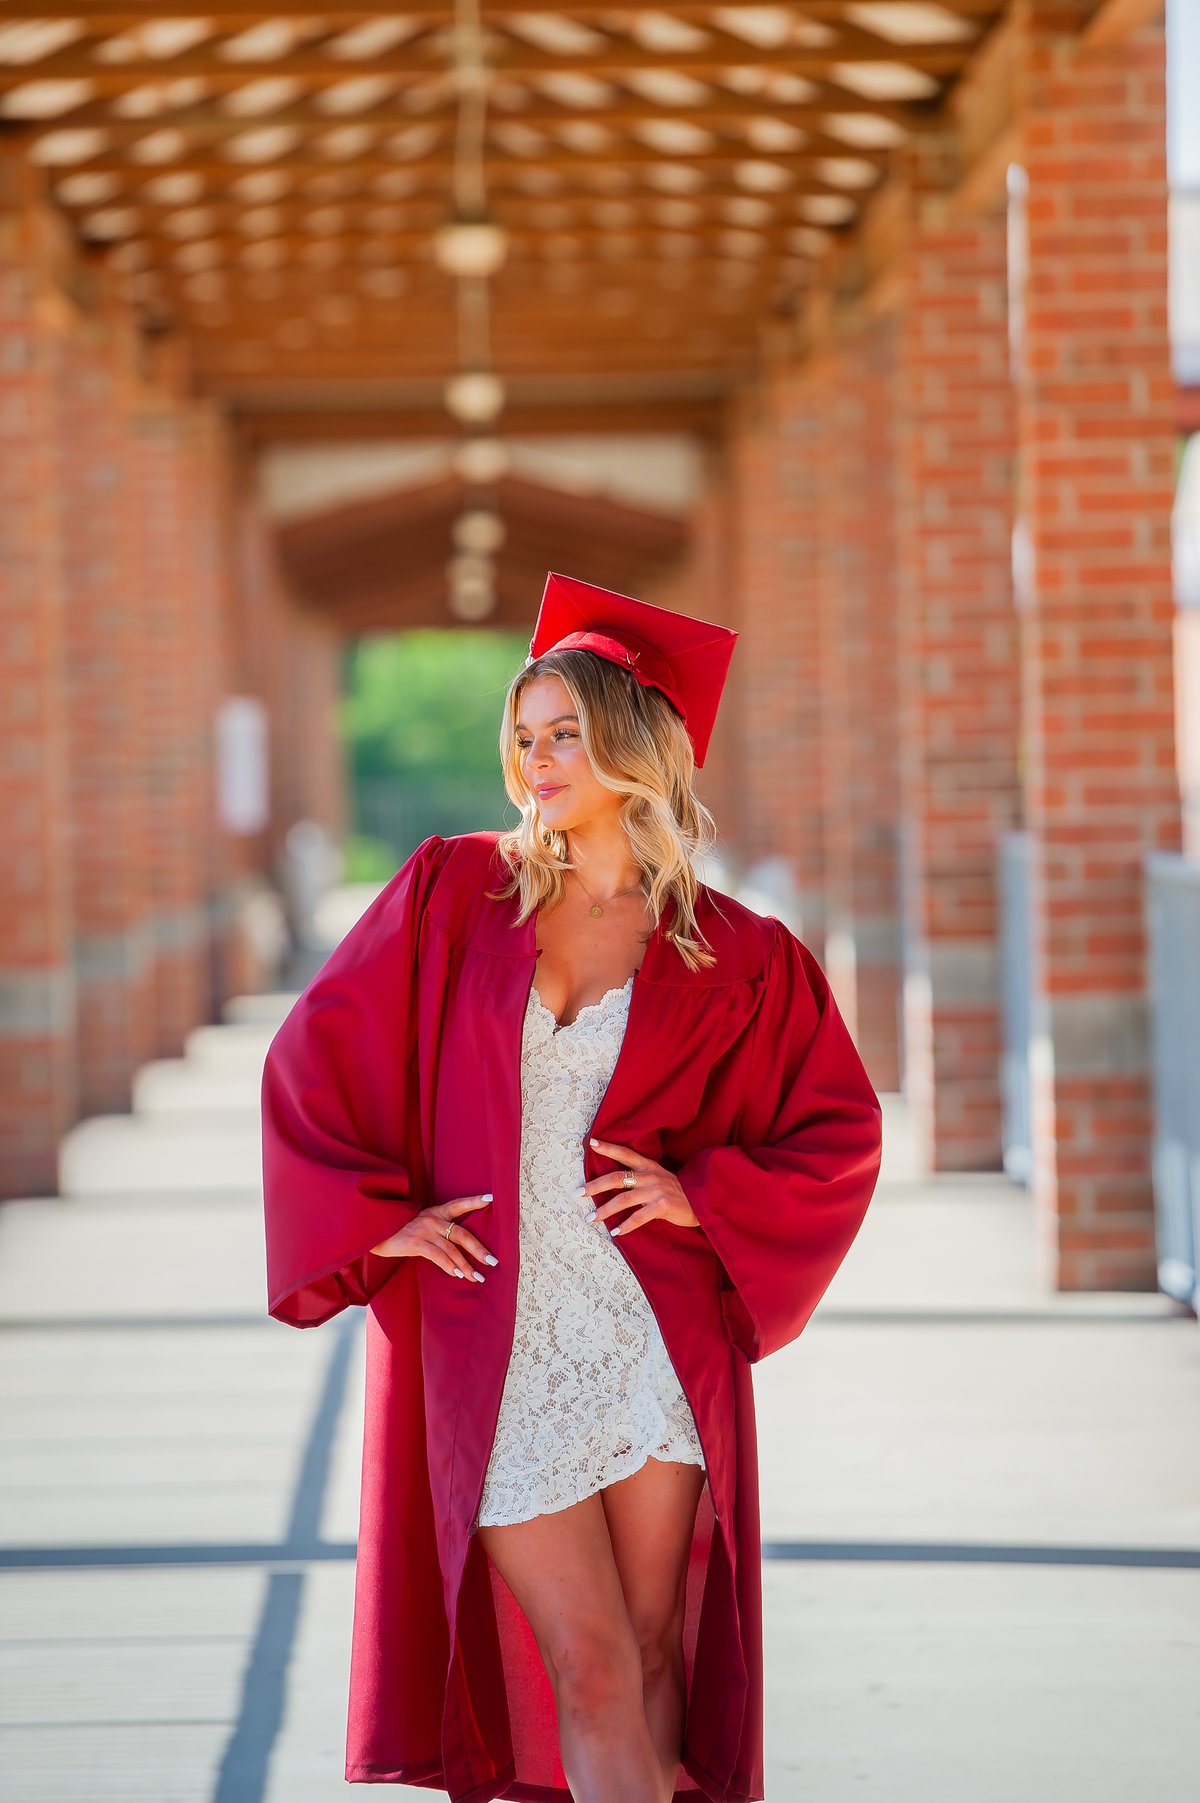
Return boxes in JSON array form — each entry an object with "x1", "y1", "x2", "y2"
[
  {"x1": 477, "y1": 1493, "x2": 667, "y2": 1803},
  {"x1": 601, "y1": 1457, "x2": 708, "y2": 1799}
]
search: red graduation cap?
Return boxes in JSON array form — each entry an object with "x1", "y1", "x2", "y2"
[{"x1": 526, "y1": 571, "x2": 738, "y2": 768}]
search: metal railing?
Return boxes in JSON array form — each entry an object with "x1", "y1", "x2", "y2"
[
  {"x1": 998, "y1": 830, "x2": 1034, "y2": 1187},
  {"x1": 1145, "y1": 852, "x2": 1200, "y2": 1312}
]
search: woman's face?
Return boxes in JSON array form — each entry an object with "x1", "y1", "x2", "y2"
[{"x1": 514, "y1": 673, "x2": 621, "y2": 832}]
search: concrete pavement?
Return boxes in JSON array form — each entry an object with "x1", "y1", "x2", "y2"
[{"x1": 1, "y1": 991, "x2": 1197, "y2": 1801}]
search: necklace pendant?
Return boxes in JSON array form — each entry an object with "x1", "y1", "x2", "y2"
[{"x1": 589, "y1": 903, "x2": 604, "y2": 919}]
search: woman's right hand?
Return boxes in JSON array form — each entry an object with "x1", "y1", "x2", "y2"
[{"x1": 371, "y1": 1194, "x2": 497, "y2": 1282}]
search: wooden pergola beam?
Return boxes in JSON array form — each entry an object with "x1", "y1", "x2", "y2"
[
  {"x1": 235, "y1": 393, "x2": 726, "y2": 440},
  {"x1": 0, "y1": 38, "x2": 974, "y2": 96},
  {"x1": 2, "y1": 1, "x2": 1007, "y2": 20},
  {"x1": 23, "y1": 98, "x2": 902, "y2": 159}
]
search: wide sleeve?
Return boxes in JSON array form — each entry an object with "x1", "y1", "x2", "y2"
[
  {"x1": 260, "y1": 832, "x2": 447, "y2": 1329},
  {"x1": 673, "y1": 917, "x2": 883, "y2": 1364}
]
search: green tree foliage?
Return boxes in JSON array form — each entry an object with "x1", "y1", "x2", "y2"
[{"x1": 340, "y1": 628, "x2": 530, "y2": 868}]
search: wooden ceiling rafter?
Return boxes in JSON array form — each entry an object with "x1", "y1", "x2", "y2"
[
  {"x1": 237, "y1": 394, "x2": 725, "y2": 438},
  {"x1": 0, "y1": 3, "x2": 1006, "y2": 411},
  {"x1": 22, "y1": 95, "x2": 915, "y2": 154},
  {"x1": 2, "y1": 3, "x2": 1011, "y2": 20},
  {"x1": 277, "y1": 468, "x2": 691, "y2": 628}
]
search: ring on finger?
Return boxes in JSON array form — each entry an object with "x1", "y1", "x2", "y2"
[
  {"x1": 622, "y1": 1170, "x2": 636, "y2": 1189},
  {"x1": 444, "y1": 1221, "x2": 455, "y2": 1241}
]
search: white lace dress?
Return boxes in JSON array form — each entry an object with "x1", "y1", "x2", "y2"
[{"x1": 474, "y1": 973, "x2": 706, "y2": 1529}]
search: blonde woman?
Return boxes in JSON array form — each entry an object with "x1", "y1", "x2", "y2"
[{"x1": 261, "y1": 572, "x2": 884, "y2": 1803}]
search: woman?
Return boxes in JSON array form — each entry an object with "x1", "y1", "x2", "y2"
[{"x1": 261, "y1": 572, "x2": 884, "y2": 1803}]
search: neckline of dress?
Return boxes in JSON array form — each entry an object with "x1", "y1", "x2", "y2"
[{"x1": 529, "y1": 973, "x2": 635, "y2": 1035}]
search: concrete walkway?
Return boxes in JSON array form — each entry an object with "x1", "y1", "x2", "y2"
[{"x1": 1, "y1": 993, "x2": 1198, "y2": 1802}]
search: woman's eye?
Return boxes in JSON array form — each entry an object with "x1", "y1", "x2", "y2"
[{"x1": 518, "y1": 731, "x2": 575, "y2": 748}]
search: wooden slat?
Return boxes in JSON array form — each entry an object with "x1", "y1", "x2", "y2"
[
  {"x1": 1, "y1": 2, "x2": 1006, "y2": 20},
  {"x1": 234, "y1": 394, "x2": 725, "y2": 439},
  {"x1": 26, "y1": 97, "x2": 903, "y2": 158},
  {"x1": 0, "y1": 38, "x2": 974, "y2": 95}
]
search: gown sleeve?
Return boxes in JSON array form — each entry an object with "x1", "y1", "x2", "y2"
[
  {"x1": 673, "y1": 916, "x2": 884, "y2": 1364},
  {"x1": 260, "y1": 832, "x2": 447, "y2": 1329}
]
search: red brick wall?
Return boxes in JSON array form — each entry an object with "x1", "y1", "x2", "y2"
[
  {"x1": 1015, "y1": 0, "x2": 1182, "y2": 1287},
  {"x1": 232, "y1": 483, "x2": 349, "y2": 879},
  {"x1": 639, "y1": 444, "x2": 743, "y2": 854},
  {"x1": 55, "y1": 306, "x2": 157, "y2": 1111},
  {"x1": 893, "y1": 137, "x2": 1022, "y2": 1171},
  {"x1": 811, "y1": 322, "x2": 903, "y2": 1090},
  {"x1": 0, "y1": 158, "x2": 248, "y2": 1195},
  {"x1": 681, "y1": 355, "x2": 903, "y2": 1087},
  {"x1": 0, "y1": 153, "x2": 75, "y2": 1193},
  {"x1": 727, "y1": 374, "x2": 828, "y2": 949},
  {"x1": 131, "y1": 399, "x2": 217, "y2": 1055}
]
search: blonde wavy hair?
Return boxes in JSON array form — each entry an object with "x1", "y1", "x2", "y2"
[{"x1": 486, "y1": 647, "x2": 721, "y2": 972}]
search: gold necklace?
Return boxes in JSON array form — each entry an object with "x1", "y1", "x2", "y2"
[{"x1": 571, "y1": 868, "x2": 646, "y2": 919}]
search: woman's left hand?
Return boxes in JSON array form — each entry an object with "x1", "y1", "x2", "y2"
[{"x1": 579, "y1": 1138, "x2": 700, "y2": 1237}]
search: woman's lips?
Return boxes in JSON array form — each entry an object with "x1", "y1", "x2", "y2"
[{"x1": 536, "y1": 785, "x2": 565, "y2": 798}]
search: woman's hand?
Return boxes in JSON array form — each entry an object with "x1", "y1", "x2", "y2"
[
  {"x1": 370, "y1": 1194, "x2": 497, "y2": 1282},
  {"x1": 579, "y1": 1139, "x2": 700, "y2": 1237}
]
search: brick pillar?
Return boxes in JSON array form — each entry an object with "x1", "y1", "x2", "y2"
[
  {"x1": 771, "y1": 363, "x2": 828, "y2": 952},
  {"x1": 0, "y1": 153, "x2": 75, "y2": 1195},
  {"x1": 727, "y1": 388, "x2": 792, "y2": 871},
  {"x1": 893, "y1": 135, "x2": 1022, "y2": 1172},
  {"x1": 638, "y1": 438, "x2": 742, "y2": 847},
  {"x1": 233, "y1": 481, "x2": 348, "y2": 876},
  {"x1": 729, "y1": 372, "x2": 827, "y2": 947},
  {"x1": 132, "y1": 388, "x2": 215, "y2": 1056},
  {"x1": 1015, "y1": 1, "x2": 1182, "y2": 1289},
  {"x1": 185, "y1": 399, "x2": 238, "y2": 1019},
  {"x1": 688, "y1": 441, "x2": 741, "y2": 849},
  {"x1": 229, "y1": 472, "x2": 281, "y2": 879},
  {"x1": 811, "y1": 320, "x2": 903, "y2": 1091},
  {"x1": 55, "y1": 298, "x2": 156, "y2": 1111}
]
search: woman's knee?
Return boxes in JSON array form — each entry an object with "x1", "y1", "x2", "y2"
[
  {"x1": 627, "y1": 1604, "x2": 685, "y2": 1691},
  {"x1": 549, "y1": 1620, "x2": 645, "y2": 1728}
]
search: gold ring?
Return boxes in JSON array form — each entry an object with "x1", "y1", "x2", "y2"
[{"x1": 444, "y1": 1222, "x2": 455, "y2": 1241}]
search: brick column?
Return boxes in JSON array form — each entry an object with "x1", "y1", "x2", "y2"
[
  {"x1": 811, "y1": 319, "x2": 903, "y2": 1090},
  {"x1": 132, "y1": 389, "x2": 216, "y2": 1055},
  {"x1": 640, "y1": 438, "x2": 742, "y2": 846},
  {"x1": 892, "y1": 135, "x2": 1022, "y2": 1172},
  {"x1": 229, "y1": 471, "x2": 280, "y2": 879},
  {"x1": 1015, "y1": 0, "x2": 1182, "y2": 1288},
  {"x1": 727, "y1": 385, "x2": 809, "y2": 886},
  {"x1": 233, "y1": 480, "x2": 348, "y2": 875},
  {"x1": 771, "y1": 363, "x2": 828, "y2": 952},
  {"x1": 0, "y1": 153, "x2": 75, "y2": 1195},
  {"x1": 55, "y1": 297, "x2": 156, "y2": 1111},
  {"x1": 727, "y1": 369, "x2": 828, "y2": 947}
]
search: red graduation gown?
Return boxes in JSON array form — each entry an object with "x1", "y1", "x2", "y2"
[{"x1": 261, "y1": 830, "x2": 883, "y2": 1802}]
